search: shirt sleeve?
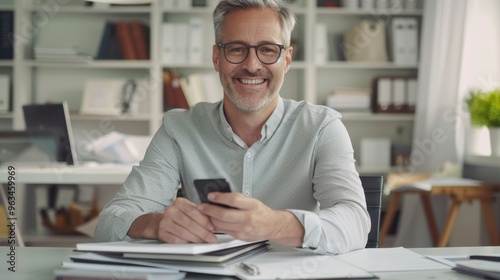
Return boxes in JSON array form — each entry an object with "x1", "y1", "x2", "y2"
[
  {"x1": 94, "y1": 123, "x2": 182, "y2": 242},
  {"x1": 288, "y1": 117, "x2": 371, "y2": 254}
]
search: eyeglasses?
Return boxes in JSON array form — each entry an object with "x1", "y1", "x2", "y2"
[{"x1": 218, "y1": 42, "x2": 286, "y2": 65}]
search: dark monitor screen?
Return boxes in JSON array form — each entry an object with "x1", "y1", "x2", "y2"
[{"x1": 23, "y1": 102, "x2": 77, "y2": 165}]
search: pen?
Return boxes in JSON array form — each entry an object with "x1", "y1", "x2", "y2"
[
  {"x1": 240, "y1": 262, "x2": 260, "y2": 276},
  {"x1": 469, "y1": 255, "x2": 500, "y2": 262}
]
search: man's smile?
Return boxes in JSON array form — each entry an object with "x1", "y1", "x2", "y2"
[{"x1": 238, "y1": 78, "x2": 266, "y2": 85}]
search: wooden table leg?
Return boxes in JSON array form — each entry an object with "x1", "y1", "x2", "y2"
[
  {"x1": 437, "y1": 198, "x2": 461, "y2": 247},
  {"x1": 480, "y1": 198, "x2": 500, "y2": 246},
  {"x1": 420, "y1": 193, "x2": 439, "y2": 246},
  {"x1": 380, "y1": 192, "x2": 401, "y2": 247}
]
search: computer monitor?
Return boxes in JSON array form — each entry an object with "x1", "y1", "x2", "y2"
[{"x1": 23, "y1": 102, "x2": 78, "y2": 165}]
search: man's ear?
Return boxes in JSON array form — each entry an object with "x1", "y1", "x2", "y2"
[
  {"x1": 213, "y1": 44, "x2": 220, "y2": 72},
  {"x1": 284, "y1": 46, "x2": 293, "y2": 73}
]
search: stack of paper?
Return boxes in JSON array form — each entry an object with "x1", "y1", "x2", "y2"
[
  {"x1": 326, "y1": 88, "x2": 371, "y2": 111},
  {"x1": 57, "y1": 234, "x2": 269, "y2": 278},
  {"x1": 34, "y1": 45, "x2": 94, "y2": 63}
]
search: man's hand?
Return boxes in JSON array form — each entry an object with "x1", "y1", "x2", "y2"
[
  {"x1": 198, "y1": 192, "x2": 304, "y2": 247},
  {"x1": 158, "y1": 197, "x2": 218, "y2": 244},
  {"x1": 128, "y1": 197, "x2": 217, "y2": 244}
]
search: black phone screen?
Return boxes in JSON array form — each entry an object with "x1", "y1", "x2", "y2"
[{"x1": 194, "y1": 179, "x2": 232, "y2": 207}]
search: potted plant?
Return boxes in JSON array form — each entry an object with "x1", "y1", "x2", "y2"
[{"x1": 466, "y1": 88, "x2": 500, "y2": 156}]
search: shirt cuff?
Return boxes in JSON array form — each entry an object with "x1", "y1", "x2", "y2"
[
  {"x1": 288, "y1": 209, "x2": 322, "y2": 251},
  {"x1": 113, "y1": 207, "x2": 144, "y2": 240}
]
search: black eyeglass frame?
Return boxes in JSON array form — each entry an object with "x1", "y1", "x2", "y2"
[{"x1": 217, "y1": 42, "x2": 286, "y2": 65}]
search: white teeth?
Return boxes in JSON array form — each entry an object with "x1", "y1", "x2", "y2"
[{"x1": 240, "y1": 78, "x2": 265, "y2": 85}]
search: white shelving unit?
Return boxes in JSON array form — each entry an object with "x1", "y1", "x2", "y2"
[
  {"x1": 3, "y1": 0, "x2": 424, "y2": 169},
  {"x1": 0, "y1": 0, "x2": 426, "y2": 246}
]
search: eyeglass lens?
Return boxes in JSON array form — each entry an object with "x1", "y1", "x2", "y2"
[{"x1": 223, "y1": 43, "x2": 282, "y2": 64}]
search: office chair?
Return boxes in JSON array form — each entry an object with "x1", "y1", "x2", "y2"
[{"x1": 360, "y1": 176, "x2": 384, "y2": 248}]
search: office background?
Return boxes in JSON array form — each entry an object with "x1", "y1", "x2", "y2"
[{"x1": 0, "y1": 0, "x2": 499, "y2": 247}]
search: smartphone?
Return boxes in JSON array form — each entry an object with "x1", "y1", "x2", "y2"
[{"x1": 194, "y1": 178, "x2": 232, "y2": 208}]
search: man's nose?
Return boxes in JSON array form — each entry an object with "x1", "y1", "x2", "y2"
[{"x1": 241, "y1": 48, "x2": 262, "y2": 72}]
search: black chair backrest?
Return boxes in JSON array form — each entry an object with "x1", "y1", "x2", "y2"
[{"x1": 360, "y1": 176, "x2": 383, "y2": 248}]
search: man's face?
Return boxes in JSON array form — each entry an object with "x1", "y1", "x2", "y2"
[{"x1": 213, "y1": 8, "x2": 292, "y2": 114}]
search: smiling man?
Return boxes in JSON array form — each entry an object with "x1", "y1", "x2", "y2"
[{"x1": 95, "y1": 0, "x2": 370, "y2": 255}]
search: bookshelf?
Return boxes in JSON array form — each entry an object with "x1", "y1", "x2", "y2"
[
  {"x1": 3, "y1": 0, "x2": 425, "y2": 171},
  {"x1": 0, "y1": 0, "x2": 428, "y2": 247}
]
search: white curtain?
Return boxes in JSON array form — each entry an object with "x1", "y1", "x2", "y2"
[
  {"x1": 410, "y1": 0, "x2": 474, "y2": 174},
  {"x1": 393, "y1": 0, "x2": 475, "y2": 247}
]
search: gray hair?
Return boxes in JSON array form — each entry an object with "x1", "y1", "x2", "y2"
[{"x1": 213, "y1": 0, "x2": 296, "y2": 46}]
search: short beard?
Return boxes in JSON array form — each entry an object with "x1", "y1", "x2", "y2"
[{"x1": 222, "y1": 69, "x2": 280, "y2": 113}]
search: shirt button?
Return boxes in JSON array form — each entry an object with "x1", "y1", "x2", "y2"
[
  {"x1": 246, "y1": 152, "x2": 252, "y2": 158},
  {"x1": 244, "y1": 191, "x2": 250, "y2": 196}
]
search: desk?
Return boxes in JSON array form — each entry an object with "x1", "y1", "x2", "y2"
[
  {"x1": 0, "y1": 164, "x2": 132, "y2": 247},
  {"x1": 380, "y1": 181, "x2": 500, "y2": 247},
  {"x1": 0, "y1": 164, "x2": 132, "y2": 185},
  {"x1": 1, "y1": 246, "x2": 499, "y2": 280}
]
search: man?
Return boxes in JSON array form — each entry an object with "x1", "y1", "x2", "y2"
[{"x1": 95, "y1": 0, "x2": 370, "y2": 254}]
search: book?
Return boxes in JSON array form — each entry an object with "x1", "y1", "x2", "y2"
[
  {"x1": 173, "y1": 23, "x2": 189, "y2": 64},
  {"x1": 200, "y1": 73, "x2": 223, "y2": 103},
  {"x1": 96, "y1": 21, "x2": 123, "y2": 60},
  {"x1": 115, "y1": 21, "x2": 138, "y2": 60},
  {"x1": 163, "y1": 71, "x2": 189, "y2": 110},
  {"x1": 0, "y1": 75, "x2": 10, "y2": 112},
  {"x1": 314, "y1": 23, "x2": 329, "y2": 64},
  {"x1": 68, "y1": 252, "x2": 236, "y2": 276},
  {"x1": 124, "y1": 242, "x2": 268, "y2": 263},
  {"x1": 391, "y1": 17, "x2": 419, "y2": 65},
  {"x1": 129, "y1": 20, "x2": 149, "y2": 60},
  {"x1": 0, "y1": 11, "x2": 14, "y2": 59},
  {"x1": 161, "y1": 22, "x2": 175, "y2": 64},
  {"x1": 56, "y1": 262, "x2": 185, "y2": 280},
  {"x1": 76, "y1": 234, "x2": 266, "y2": 255},
  {"x1": 188, "y1": 17, "x2": 204, "y2": 64}
]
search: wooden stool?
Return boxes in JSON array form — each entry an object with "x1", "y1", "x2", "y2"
[{"x1": 380, "y1": 183, "x2": 500, "y2": 247}]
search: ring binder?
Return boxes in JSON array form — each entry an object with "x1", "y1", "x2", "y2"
[{"x1": 239, "y1": 262, "x2": 260, "y2": 276}]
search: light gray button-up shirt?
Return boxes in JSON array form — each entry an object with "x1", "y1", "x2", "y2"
[{"x1": 95, "y1": 98, "x2": 370, "y2": 254}]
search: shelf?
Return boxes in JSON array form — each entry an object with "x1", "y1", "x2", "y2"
[
  {"x1": 316, "y1": 7, "x2": 423, "y2": 16},
  {"x1": 0, "y1": 4, "x2": 14, "y2": 11},
  {"x1": 340, "y1": 112, "x2": 415, "y2": 121},
  {"x1": 162, "y1": 62, "x2": 215, "y2": 69},
  {"x1": 70, "y1": 113, "x2": 150, "y2": 122},
  {"x1": 29, "y1": 5, "x2": 151, "y2": 14},
  {"x1": 0, "y1": 233, "x2": 92, "y2": 247},
  {"x1": 162, "y1": 7, "x2": 214, "y2": 14},
  {"x1": 26, "y1": 60, "x2": 152, "y2": 69},
  {"x1": 0, "y1": 113, "x2": 13, "y2": 119},
  {"x1": 0, "y1": 60, "x2": 13, "y2": 67},
  {"x1": 318, "y1": 62, "x2": 419, "y2": 69}
]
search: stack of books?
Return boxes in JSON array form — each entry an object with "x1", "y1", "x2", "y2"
[
  {"x1": 55, "y1": 234, "x2": 269, "y2": 279},
  {"x1": 326, "y1": 88, "x2": 371, "y2": 112},
  {"x1": 33, "y1": 45, "x2": 94, "y2": 63}
]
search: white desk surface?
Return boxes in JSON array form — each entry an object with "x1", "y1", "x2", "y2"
[
  {"x1": 0, "y1": 164, "x2": 132, "y2": 185},
  {"x1": 0, "y1": 246, "x2": 499, "y2": 280}
]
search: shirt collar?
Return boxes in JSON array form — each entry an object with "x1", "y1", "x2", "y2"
[{"x1": 218, "y1": 97, "x2": 285, "y2": 144}]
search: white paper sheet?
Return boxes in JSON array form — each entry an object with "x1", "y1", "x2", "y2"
[
  {"x1": 233, "y1": 250, "x2": 374, "y2": 280},
  {"x1": 335, "y1": 247, "x2": 450, "y2": 272}
]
